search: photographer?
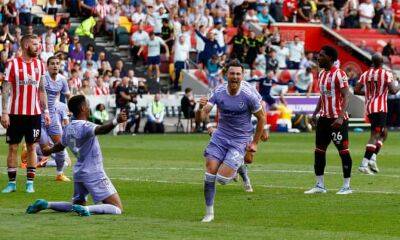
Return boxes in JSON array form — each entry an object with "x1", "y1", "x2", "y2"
[{"x1": 115, "y1": 77, "x2": 134, "y2": 134}]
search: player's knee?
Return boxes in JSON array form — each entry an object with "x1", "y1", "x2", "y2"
[
  {"x1": 339, "y1": 149, "x2": 350, "y2": 155},
  {"x1": 9, "y1": 144, "x2": 19, "y2": 152},
  {"x1": 315, "y1": 146, "x2": 327, "y2": 153},
  {"x1": 216, "y1": 174, "x2": 231, "y2": 185},
  {"x1": 55, "y1": 150, "x2": 66, "y2": 160},
  {"x1": 204, "y1": 172, "x2": 216, "y2": 183},
  {"x1": 26, "y1": 143, "x2": 36, "y2": 152}
]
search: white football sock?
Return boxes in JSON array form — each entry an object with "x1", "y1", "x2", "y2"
[
  {"x1": 316, "y1": 175, "x2": 324, "y2": 188},
  {"x1": 361, "y1": 158, "x2": 369, "y2": 167},
  {"x1": 343, "y1": 178, "x2": 351, "y2": 188}
]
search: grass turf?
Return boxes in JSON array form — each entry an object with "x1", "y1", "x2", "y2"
[{"x1": 0, "y1": 132, "x2": 399, "y2": 240}]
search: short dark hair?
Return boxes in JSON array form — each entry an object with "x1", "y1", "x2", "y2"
[
  {"x1": 225, "y1": 59, "x2": 244, "y2": 72},
  {"x1": 68, "y1": 95, "x2": 87, "y2": 118},
  {"x1": 184, "y1": 88, "x2": 192, "y2": 94},
  {"x1": 47, "y1": 56, "x2": 59, "y2": 66},
  {"x1": 20, "y1": 34, "x2": 37, "y2": 47},
  {"x1": 371, "y1": 53, "x2": 383, "y2": 68},
  {"x1": 321, "y1": 45, "x2": 338, "y2": 62}
]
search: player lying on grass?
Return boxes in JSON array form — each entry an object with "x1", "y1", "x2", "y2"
[
  {"x1": 196, "y1": 59, "x2": 266, "y2": 222},
  {"x1": 354, "y1": 53, "x2": 400, "y2": 175},
  {"x1": 26, "y1": 95, "x2": 127, "y2": 216}
]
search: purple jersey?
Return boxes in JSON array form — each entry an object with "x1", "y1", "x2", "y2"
[
  {"x1": 55, "y1": 101, "x2": 69, "y2": 125},
  {"x1": 61, "y1": 120, "x2": 106, "y2": 182},
  {"x1": 44, "y1": 73, "x2": 70, "y2": 114},
  {"x1": 209, "y1": 82, "x2": 262, "y2": 142}
]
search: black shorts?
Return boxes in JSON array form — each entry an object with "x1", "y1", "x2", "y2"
[
  {"x1": 316, "y1": 117, "x2": 349, "y2": 149},
  {"x1": 6, "y1": 115, "x2": 41, "y2": 144},
  {"x1": 262, "y1": 94, "x2": 276, "y2": 107},
  {"x1": 368, "y1": 112, "x2": 387, "y2": 134}
]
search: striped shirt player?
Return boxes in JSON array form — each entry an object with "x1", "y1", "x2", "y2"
[
  {"x1": 305, "y1": 46, "x2": 353, "y2": 195},
  {"x1": 318, "y1": 67, "x2": 349, "y2": 119},
  {"x1": 1, "y1": 34, "x2": 50, "y2": 194},
  {"x1": 354, "y1": 54, "x2": 400, "y2": 175}
]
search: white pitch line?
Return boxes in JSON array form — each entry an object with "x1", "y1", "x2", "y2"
[
  {"x1": 105, "y1": 167, "x2": 400, "y2": 179},
  {"x1": 1, "y1": 171, "x2": 398, "y2": 195}
]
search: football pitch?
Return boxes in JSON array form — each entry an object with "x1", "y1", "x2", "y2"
[{"x1": 0, "y1": 132, "x2": 399, "y2": 240}]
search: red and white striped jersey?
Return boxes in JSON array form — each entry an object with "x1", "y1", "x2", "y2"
[
  {"x1": 4, "y1": 57, "x2": 45, "y2": 115},
  {"x1": 358, "y1": 68, "x2": 393, "y2": 115},
  {"x1": 69, "y1": 77, "x2": 82, "y2": 89},
  {"x1": 318, "y1": 67, "x2": 349, "y2": 119},
  {"x1": 94, "y1": 86, "x2": 110, "y2": 96}
]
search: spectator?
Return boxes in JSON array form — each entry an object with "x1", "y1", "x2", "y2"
[
  {"x1": 131, "y1": 5, "x2": 146, "y2": 24},
  {"x1": 181, "y1": 87, "x2": 202, "y2": 131},
  {"x1": 270, "y1": 70, "x2": 291, "y2": 95},
  {"x1": 258, "y1": 7, "x2": 276, "y2": 24},
  {"x1": 45, "y1": 0, "x2": 60, "y2": 15},
  {"x1": 172, "y1": 35, "x2": 190, "y2": 90},
  {"x1": 195, "y1": 24, "x2": 221, "y2": 68},
  {"x1": 359, "y1": 0, "x2": 375, "y2": 29},
  {"x1": 205, "y1": 54, "x2": 223, "y2": 89},
  {"x1": 161, "y1": 18, "x2": 174, "y2": 52},
  {"x1": 115, "y1": 76, "x2": 132, "y2": 133},
  {"x1": 16, "y1": 0, "x2": 32, "y2": 25},
  {"x1": 344, "y1": 0, "x2": 359, "y2": 28},
  {"x1": 228, "y1": 27, "x2": 246, "y2": 63},
  {"x1": 382, "y1": 40, "x2": 396, "y2": 61},
  {"x1": 114, "y1": 60, "x2": 127, "y2": 78},
  {"x1": 105, "y1": 6, "x2": 119, "y2": 36},
  {"x1": 232, "y1": 1, "x2": 249, "y2": 27},
  {"x1": 145, "y1": 93, "x2": 165, "y2": 133},
  {"x1": 131, "y1": 28, "x2": 149, "y2": 67},
  {"x1": 40, "y1": 43, "x2": 54, "y2": 63},
  {"x1": 93, "y1": 103, "x2": 109, "y2": 124},
  {"x1": 97, "y1": 51, "x2": 112, "y2": 71},
  {"x1": 246, "y1": 31, "x2": 259, "y2": 67},
  {"x1": 393, "y1": 0, "x2": 400, "y2": 25},
  {"x1": 153, "y1": 7, "x2": 169, "y2": 35},
  {"x1": 211, "y1": 21, "x2": 226, "y2": 57},
  {"x1": 288, "y1": 36, "x2": 304, "y2": 69},
  {"x1": 379, "y1": 4, "x2": 396, "y2": 33},
  {"x1": 94, "y1": 76, "x2": 110, "y2": 96},
  {"x1": 0, "y1": 24, "x2": 16, "y2": 44},
  {"x1": 3, "y1": 0, "x2": 18, "y2": 25},
  {"x1": 79, "y1": 79, "x2": 94, "y2": 95},
  {"x1": 95, "y1": 0, "x2": 110, "y2": 34},
  {"x1": 78, "y1": 0, "x2": 96, "y2": 17},
  {"x1": 372, "y1": 1, "x2": 384, "y2": 28},
  {"x1": 68, "y1": 69, "x2": 82, "y2": 94},
  {"x1": 254, "y1": 45, "x2": 267, "y2": 75},
  {"x1": 121, "y1": 0, "x2": 134, "y2": 16},
  {"x1": 138, "y1": 31, "x2": 169, "y2": 83},
  {"x1": 295, "y1": 67, "x2": 313, "y2": 94},
  {"x1": 271, "y1": 40, "x2": 290, "y2": 69},
  {"x1": 266, "y1": 49, "x2": 279, "y2": 73},
  {"x1": 270, "y1": 0, "x2": 285, "y2": 22},
  {"x1": 244, "y1": 8, "x2": 259, "y2": 25},
  {"x1": 69, "y1": 42, "x2": 85, "y2": 63},
  {"x1": 81, "y1": 50, "x2": 98, "y2": 70},
  {"x1": 298, "y1": 0, "x2": 313, "y2": 22},
  {"x1": 299, "y1": 52, "x2": 316, "y2": 69},
  {"x1": 283, "y1": 0, "x2": 298, "y2": 22},
  {"x1": 55, "y1": 33, "x2": 69, "y2": 53}
]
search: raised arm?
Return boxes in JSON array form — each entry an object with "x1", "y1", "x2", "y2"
[
  {"x1": 94, "y1": 111, "x2": 127, "y2": 135},
  {"x1": 195, "y1": 96, "x2": 213, "y2": 123}
]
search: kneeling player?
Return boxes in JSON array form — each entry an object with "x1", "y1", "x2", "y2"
[
  {"x1": 26, "y1": 95, "x2": 127, "y2": 216},
  {"x1": 354, "y1": 53, "x2": 400, "y2": 174},
  {"x1": 197, "y1": 60, "x2": 265, "y2": 222}
]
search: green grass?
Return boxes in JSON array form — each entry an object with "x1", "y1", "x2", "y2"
[{"x1": 0, "y1": 132, "x2": 400, "y2": 240}]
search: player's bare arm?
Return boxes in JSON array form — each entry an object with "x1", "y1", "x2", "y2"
[
  {"x1": 1, "y1": 81, "x2": 11, "y2": 128},
  {"x1": 196, "y1": 96, "x2": 213, "y2": 123},
  {"x1": 311, "y1": 96, "x2": 322, "y2": 125},
  {"x1": 353, "y1": 82, "x2": 365, "y2": 95},
  {"x1": 42, "y1": 143, "x2": 66, "y2": 156},
  {"x1": 95, "y1": 111, "x2": 128, "y2": 135},
  {"x1": 332, "y1": 86, "x2": 350, "y2": 128},
  {"x1": 388, "y1": 78, "x2": 400, "y2": 94},
  {"x1": 39, "y1": 75, "x2": 51, "y2": 125},
  {"x1": 248, "y1": 108, "x2": 265, "y2": 153}
]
